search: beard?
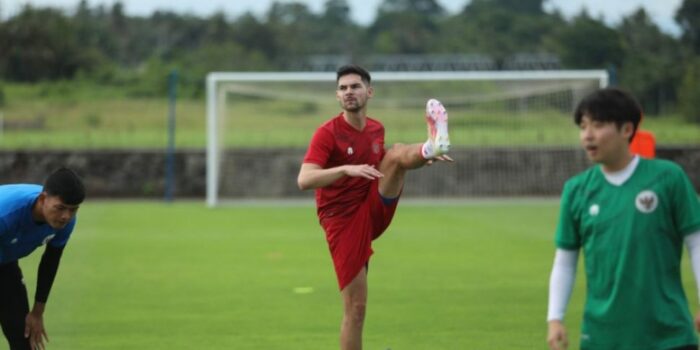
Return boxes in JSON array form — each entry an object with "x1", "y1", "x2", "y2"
[{"x1": 341, "y1": 99, "x2": 364, "y2": 112}]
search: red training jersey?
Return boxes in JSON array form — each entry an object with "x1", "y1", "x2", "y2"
[{"x1": 303, "y1": 113, "x2": 386, "y2": 220}]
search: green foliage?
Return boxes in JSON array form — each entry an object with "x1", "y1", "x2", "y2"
[
  {"x1": 0, "y1": 6, "x2": 97, "y2": 82},
  {"x1": 265, "y1": 2, "x2": 320, "y2": 58},
  {"x1": 125, "y1": 57, "x2": 176, "y2": 97},
  {"x1": 231, "y1": 13, "x2": 278, "y2": 59},
  {"x1": 676, "y1": 0, "x2": 700, "y2": 53},
  {"x1": 369, "y1": 11, "x2": 441, "y2": 54},
  {"x1": 370, "y1": 0, "x2": 446, "y2": 54},
  {"x1": 679, "y1": 58, "x2": 700, "y2": 124},
  {"x1": 0, "y1": 81, "x2": 5, "y2": 107},
  {"x1": 316, "y1": 1, "x2": 363, "y2": 55},
  {"x1": 617, "y1": 9, "x2": 684, "y2": 115},
  {"x1": 443, "y1": 5, "x2": 563, "y2": 60},
  {"x1": 175, "y1": 42, "x2": 271, "y2": 98},
  {"x1": 377, "y1": 0, "x2": 446, "y2": 16},
  {"x1": 323, "y1": 0, "x2": 352, "y2": 25},
  {"x1": 546, "y1": 11, "x2": 624, "y2": 69},
  {"x1": 467, "y1": 0, "x2": 545, "y2": 15},
  {"x1": 0, "y1": 0, "x2": 697, "y2": 115}
]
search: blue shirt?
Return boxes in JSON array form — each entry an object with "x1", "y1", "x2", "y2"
[{"x1": 0, "y1": 184, "x2": 76, "y2": 264}]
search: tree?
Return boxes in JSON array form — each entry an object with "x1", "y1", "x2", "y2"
[
  {"x1": 377, "y1": 0, "x2": 445, "y2": 16},
  {"x1": 465, "y1": 0, "x2": 545, "y2": 15},
  {"x1": 204, "y1": 12, "x2": 231, "y2": 44},
  {"x1": 676, "y1": 0, "x2": 700, "y2": 53},
  {"x1": 678, "y1": 58, "x2": 700, "y2": 124},
  {"x1": 617, "y1": 9, "x2": 683, "y2": 114},
  {"x1": 545, "y1": 11, "x2": 624, "y2": 69},
  {"x1": 73, "y1": 0, "x2": 115, "y2": 72},
  {"x1": 176, "y1": 42, "x2": 271, "y2": 96},
  {"x1": 232, "y1": 13, "x2": 278, "y2": 59},
  {"x1": 265, "y1": 2, "x2": 320, "y2": 58},
  {"x1": 368, "y1": 0, "x2": 446, "y2": 53},
  {"x1": 0, "y1": 81, "x2": 5, "y2": 107},
  {"x1": 109, "y1": 2, "x2": 126, "y2": 33},
  {"x1": 323, "y1": 0, "x2": 352, "y2": 25},
  {"x1": 316, "y1": 0, "x2": 362, "y2": 55},
  {"x1": 0, "y1": 5, "x2": 92, "y2": 81},
  {"x1": 438, "y1": 0, "x2": 562, "y2": 61}
]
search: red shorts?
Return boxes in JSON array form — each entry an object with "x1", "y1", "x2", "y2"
[{"x1": 320, "y1": 180, "x2": 400, "y2": 290}]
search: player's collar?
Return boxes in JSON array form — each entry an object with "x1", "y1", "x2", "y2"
[{"x1": 601, "y1": 155, "x2": 640, "y2": 186}]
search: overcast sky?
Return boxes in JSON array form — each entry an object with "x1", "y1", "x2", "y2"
[{"x1": 2, "y1": 0, "x2": 684, "y2": 35}]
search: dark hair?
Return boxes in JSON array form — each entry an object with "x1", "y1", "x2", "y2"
[
  {"x1": 44, "y1": 167, "x2": 85, "y2": 205},
  {"x1": 574, "y1": 88, "x2": 642, "y2": 142},
  {"x1": 336, "y1": 64, "x2": 371, "y2": 85}
]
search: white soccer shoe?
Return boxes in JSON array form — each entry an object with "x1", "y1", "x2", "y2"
[{"x1": 425, "y1": 98, "x2": 450, "y2": 156}]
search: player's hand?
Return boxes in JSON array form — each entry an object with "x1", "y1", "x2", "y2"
[
  {"x1": 694, "y1": 310, "x2": 700, "y2": 332},
  {"x1": 25, "y1": 309, "x2": 48, "y2": 350},
  {"x1": 344, "y1": 164, "x2": 384, "y2": 180},
  {"x1": 426, "y1": 154, "x2": 454, "y2": 165},
  {"x1": 547, "y1": 320, "x2": 568, "y2": 350}
]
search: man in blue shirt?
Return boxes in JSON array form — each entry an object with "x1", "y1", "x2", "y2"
[{"x1": 0, "y1": 168, "x2": 85, "y2": 350}]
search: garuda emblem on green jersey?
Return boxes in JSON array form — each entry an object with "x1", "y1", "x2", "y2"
[{"x1": 635, "y1": 190, "x2": 658, "y2": 213}]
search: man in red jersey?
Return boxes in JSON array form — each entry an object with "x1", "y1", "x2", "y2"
[{"x1": 297, "y1": 64, "x2": 452, "y2": 350}]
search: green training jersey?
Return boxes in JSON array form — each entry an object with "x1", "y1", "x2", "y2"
[{"x1": 556, "y1": 158, "x2": 700, "y2": 350}]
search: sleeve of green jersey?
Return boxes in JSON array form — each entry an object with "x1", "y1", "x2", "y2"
[
  {"x1": 671, "y1": 166, "x2": 700, "y2": 236},
  {"x1": 555, "y1": 181, "x2": 581, "y2": 250}
]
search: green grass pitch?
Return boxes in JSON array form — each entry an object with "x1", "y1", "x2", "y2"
[{"x1": 18, "y1": 201, "x2": 698, "y2": 349}]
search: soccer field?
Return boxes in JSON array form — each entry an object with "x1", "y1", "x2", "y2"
[{"x1": 18, "y1": 200, "x2": 698, "y2": 349}]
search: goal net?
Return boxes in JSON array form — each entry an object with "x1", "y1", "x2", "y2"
[{"x1": 206, "y1": 70, "x2": 608, "y2": 206}]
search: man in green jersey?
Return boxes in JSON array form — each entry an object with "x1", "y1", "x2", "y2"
[{"x1": 546, "y1": 88, "x2": 700, "y2": 350}]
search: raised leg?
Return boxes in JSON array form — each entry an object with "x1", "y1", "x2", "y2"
[
  {"x1": 378, "y1": 143, "x2": 426, "y2": 198},
  {"x1": 378, "y1": 99, "x2": 451, "y2": 198}
]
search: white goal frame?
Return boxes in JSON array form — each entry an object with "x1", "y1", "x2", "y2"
[{"x1": 206, "y1": 70, "x2": 609, "y2": 207}]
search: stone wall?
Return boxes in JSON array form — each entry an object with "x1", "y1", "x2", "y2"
[
  {"x1": 0, "y1": 147, "x2": 697, "y2": 198},
  {"x1": 0, "y1": 150, "x2": 206, "y2": 198}
]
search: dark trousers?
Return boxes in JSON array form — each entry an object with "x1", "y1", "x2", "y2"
[{"x1": 0, "y1": 261, "x2": 30, "y2": 350}]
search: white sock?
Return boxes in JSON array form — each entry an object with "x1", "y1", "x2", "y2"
[{"x1": 421, "y1": 140, "x2": 434, "y2": 159}]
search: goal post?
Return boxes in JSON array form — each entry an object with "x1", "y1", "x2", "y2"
[
  {"x1": 206, "y1": 70, "x2": 609, "y2": 207},
  {"x1": 206, "y1": 72, "x2": 344, "y2": 206}
]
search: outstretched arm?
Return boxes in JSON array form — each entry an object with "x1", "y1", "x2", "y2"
[
  {"x1": 297, "y1": 163, "x2": 383, "y2": 190},
  {"x1": 26, "y1": 244, "x2": 64, "y2": 350},
  {"x1": 685, "y1": 231, "x2": 700, "y2": 331},
  {"x1": 547, "y1": 248, "x2": 579, "y2": 350}
]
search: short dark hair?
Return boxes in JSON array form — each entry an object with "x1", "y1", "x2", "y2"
[
  {"x1": 43, "y1": 167, "x2": 85, "y2": 205},
  {"x1": 574, "y1": 88, "x2": 642, "y2": 141},
  {"x1": 336, "y1": 64, "x2": 371, "y2": 85}
]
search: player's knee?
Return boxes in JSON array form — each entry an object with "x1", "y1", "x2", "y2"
[
  {"x1": 347, "y1": 301, "x2": 367, "y2": 321},
  {"x1": 384, "y1": 143, "x2": 406, "y2": 161},
  {"x1": 388, "y1": 143, "x2": 406, "y2": 153}
]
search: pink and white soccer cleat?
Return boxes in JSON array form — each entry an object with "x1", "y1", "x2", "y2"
[{"x1": 425, "y1": 98, "x2": 450, "y2": 156}]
